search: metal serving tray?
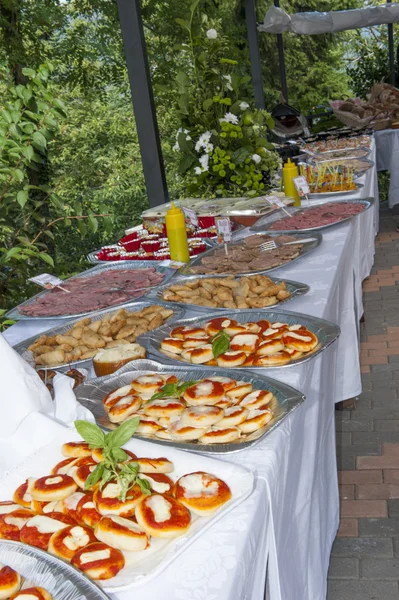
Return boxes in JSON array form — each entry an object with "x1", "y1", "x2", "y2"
[
  {"x1": 75, "y1": 359, "x2": 305, "y2": 454},
  {"x1": 251, "y1": 198, "x2": 374, "y2": 234},
  {"x1": 178, "y1": 231, "x2": 322, "y2": 277},
  {"x1": 307, "y1": 182, "x2": 364, "y2": 200},
  {"x1": 0, "y1": 540, "x2": 109, "y2": 600},
  {"x1": 137, "y1": 309, "x2": 340, "y2": 371},
  {"x1": 6, "y1": 262, "x2": 177, "y2": 321},
  {"x1": 311, "y1": 146, "x2": 371, "y2": 158},
  {"x1": 150, "y1": 274, "x2": 309, "y2": 313},
  {"x1": 12, "y1": 301, "x2": 185, "y2": 371}
]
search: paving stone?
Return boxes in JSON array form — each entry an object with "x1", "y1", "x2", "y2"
[
  {"x1": 337, "y1": 445, "x2": 381, "y2": 471},
  {"x1": 359, "y1": 517, "x2": 399, "y2": 537},
  {"x1": 356, "y1": 484, "x2": 399, "y2": 500},
  {"x1": 338, "y1": 471, "x2": 382, "y2": 484},
  {"x1": 384, "y1": 471, "x2": 399, "y2": 484},
  {"x1": 327, "y1": 580, "x2": 399, "y2": 600},
  {"x1": 337, "y1": 519, "x2": 358, "y2": 537},
  {"x1": 340, "y1": 500, "x2": 387, "y2": 518},
  {"x1": 375, "y1": 420, "x2": 399, "y2": 432},
  {"x1": 393, "y1": 537, "x2": 399, "y2": 557},
  {"x1": 331, "y1": 537, "x2": 393, "y2": 558},
  {"x1": 369, "y1": 366, "x2": 394, "y2": 376},
  {"x1": 328, "y1": 557, "x2": 359, "y2": 579},
  {"x1": 352, "y1": 432, "x2": 399, "y2": 445},
  {"x1": 361, "y1": 558, "x2": 399, "y2": 579},
  {"x1": 388, "y1": 499, "x2": 399, "y2": 517},
  {"x1": 336, "y1": 419, "x2": 374, "y2": 433},
  {"x1": 336, "y1": 432, "x2": 352, "y2": 446}
]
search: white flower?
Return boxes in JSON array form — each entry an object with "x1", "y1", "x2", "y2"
[
  {"x1": 223, "y1": 74, "x2": 233, "y2": 91},
  {"x1": 204, "y1": 142, "x2": 214, "y2": 154},
  {"x1": 195, "y1": 131, "x2": 212, "y2": 153},
  {"x1": 252, "y1": 153, "x2": 262, "y2": 164},
  {"x1": 199, "y1": 154, "x2": 209, "y2": 171},
  {"x1": 206, "y1": 28, "x2": 217, "y2": 39},
  {"x1": 173, "y1": 128, "x2": 191, "y2": 151},
  {"x1": 219, "y1": 112, "x2": 239, "y2": 125},
  {"x1": 194, "y1": 167, "x2": 203, "y2": 175},
  {"x1": 239, "y1": 101, "x2": 249, "y2": 110}
]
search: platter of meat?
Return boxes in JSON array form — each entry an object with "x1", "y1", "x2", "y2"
[
  {"x1": 302, "y1": 135, "x2": 372, "y2": 153},
  {"x1": 74, "y1": 359, "x2": 305, "y2": 454},
  {"x1": 13, "y1": 302, "x2": 184, "y2": 371},
  {"x1": 137, "y1": 310, "x2": 340, "y2": 371},
  {"x1": 7, "y1": 263, "x2": 176, "y2": 321},
  {"x1": 251, "y1": 199, "x2": 373, "y2": 233},
  {"x1": 178, "y1": 232, "x2": 321, "y2": 276}
]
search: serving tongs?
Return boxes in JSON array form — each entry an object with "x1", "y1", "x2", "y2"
[{"x1": 258, "y1": 237, "x2": 317, "y2": 252}]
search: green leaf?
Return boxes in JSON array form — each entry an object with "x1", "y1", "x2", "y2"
[
  {"x1": 136, "y1": 477, "x2": 151, "y2": 495},
  {"x1": 32, "y1": 131, "x2": 47, "y2": 151},
  {"x1": 17, "y1": 190, "x2": 28, "y2": 208},
  {"x1": 189, "y1": 0, "x2": 201, "y2": 13},
  {"x1": 1, "y1": 110, "x2": 12, "y2": 124},
  {"x1": 178, "y1": 154, "x2": 196, "y2": 174},
  {"x1": 22, "y1": 68, "x2": 36, "y2": 78},
  {"x1": 38, "y1": 253, "x2": 54, "y2": 267},
  {"x1": 5, "y1": 247, "x2": 22, "y2": 260},
  {"x1": 211, "y1": 331, "x2": 230, "y2": 358},
  {"x1": 178, "y1": 94, "x2": 190, "y2": 115},
  {"x1": 105, "y1": 416, "x2": 139, "y2": 448},
  {"x1": 13, "y1": 169, "x2": 24, "y2": 182},
  {"x1": 74, "y1": 420, "x2": 105, "y2": 447},
  {"x1": 87, "y1": 215, "x2": 98, "y2": 234},
  {"x1": 175, "y1": 18, "x2": 190, "y2": 31},
  {"x1": 22, "y1": 146, "x2": 34, "y2": 161},
  {"x1": 77, "y1": 220, "x2": 86, "y2": 237},
  {"x1": 111, "y1": 448, "x2": 128, "y2": 463},
  {"x1": 84, "y1": 463, "x2": 104, "y2": 490},
  {"x1": 203, "y1": 98, "x2": 213, "y2": 111}
]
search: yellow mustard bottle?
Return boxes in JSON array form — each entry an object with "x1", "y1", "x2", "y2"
[
  {"x1": 282, "y1": 158, "x2": 301, "y2": 206},
  {"x1": 165, "y1": 202, "x2": 190, "y2": 263}
]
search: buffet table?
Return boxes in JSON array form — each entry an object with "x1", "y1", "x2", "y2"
[
  {"x1": 374, "y1": 128, "x2": 399, "y2": 208},
  {"x1": 2, "y1": 161, "x2": 379, "y2": 600}
]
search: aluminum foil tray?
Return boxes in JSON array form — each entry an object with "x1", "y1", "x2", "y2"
[
  {"x1": 306, "y1": 183, "x2": 363, "y2": 200},
  {"x1": 6, "y1": 262, "x2": 177, "y2": 321},
  {"x1": 178, "y1": 231, "x2": 322, "y2": 277},
  {"x1": 137, "y1": 309, "x2": 340, "y2": 371},
  {"x1": 75, "y1": 359, "x2": 305, "y2": 454},
  {"x1": 0, "y1": 540, "x2": 109, "y2": 600},
  {"x1": 150, "y1": 274, "x2": 309, "y2": 313},
  {"x1": 250, "y1": 198, "x2": 374, "y2": 234},
  {"x1": 12, "y1": 301, "x2": 185, "y2": 371}
]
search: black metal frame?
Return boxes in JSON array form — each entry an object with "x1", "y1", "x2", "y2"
[{"x1": 244, "y1": 0, "x2": 265, "y2": 109}]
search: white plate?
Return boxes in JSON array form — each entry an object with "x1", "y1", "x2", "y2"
[{"x1": 0, "y1": 429, "x2": 254, "y2": 592}]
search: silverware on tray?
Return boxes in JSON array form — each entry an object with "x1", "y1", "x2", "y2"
[{"x1": 75, "y1": 359, "x2": 305, "y2": 454}]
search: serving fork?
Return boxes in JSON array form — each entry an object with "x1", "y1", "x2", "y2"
[{"x1": 258, "y1": 237, "x2": 317, "y2": 252}]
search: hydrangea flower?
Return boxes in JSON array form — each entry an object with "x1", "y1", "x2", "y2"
[{"x1": 206, "y1": 29, "x2": 217, "y2": 39}]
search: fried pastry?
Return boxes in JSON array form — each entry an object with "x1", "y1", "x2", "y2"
[
  {"x1": 48, "y1": 524, "x2": 96, "y2": 561},
  {"x1": 30, "y1": 475, "x2": 77, "y2": 502},
  {"x1": 0, "y1": 565, "x2": 21, "y2": 599},
  {"x1": 174, "y1": 471, "x2": 232, "y2": 515},
  {"x1": 95, "y1": 516, "x2": 149, "y2": 552},
  {"x1": 135, "y1": 494, "x2": 191, "y2": 538},
  {"x1": 71, "y1": 541, "x2": 125, "y2": 580}
]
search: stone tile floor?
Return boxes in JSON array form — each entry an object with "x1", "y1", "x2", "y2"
[{"x1": 327, "y1": 206, "x2": 399, "y2": 599}]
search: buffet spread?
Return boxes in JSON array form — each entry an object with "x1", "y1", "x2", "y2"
[{"x1": 1, "y1": 128, "x2": 380, "y2": 599}]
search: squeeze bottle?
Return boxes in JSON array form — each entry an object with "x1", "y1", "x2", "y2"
[
  {"x1": 165, "y1": 202, "x2": 190, "y2": 263},
  {"x1": 282, "y1": 158, "x2": 301, "y2": 206}
]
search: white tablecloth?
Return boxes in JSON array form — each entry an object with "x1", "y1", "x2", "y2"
[
  {"x1": 2, "y1": 163, "x2": 379, "y2": 600},
  {"x1": 374, "y1": 129, "x2": 399, "y2": 207}
]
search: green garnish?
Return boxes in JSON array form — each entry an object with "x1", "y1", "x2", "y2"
[
  {"x1": 211, "y1": 330, "x2": 230, "y2": 358},
  {"x1": 150, "y1": 380, "x2": 200, "y2": 401},
  {"x1": 74, "y1": 418, "x2": 151, "y2": 502}
]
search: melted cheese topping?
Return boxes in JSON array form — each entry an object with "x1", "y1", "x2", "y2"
[
  {"x1": 271, "y1": 322, "x2": 285, "y2": 328},
  {"x1": 114, "y1": 395, "x2": 136, "y2": 407},
  {"x1": 224, "y1": 406, "x2": 244, "y2": 416},
  {"x1": 42, "y1": 501, "x2": 60, "y2": 514},
  {"x1": 14, "y1": 595, "x2": 38, "y2": 600},
  {"x1": 58, "y1": 460, "x2": 77, "y2": 475},
  {"x1": 194, "y1": 382, "x2": 214, "y2": 397},
  {"x1": 110, "y1": 516, "x2": 143, "y2": 532},
  {"x1": 231, "y1": 334, "x2": 258, "y2": 347},
  {"x1": 80, "y1": 548, "x2": 111, "y2": 564},
  {"x1": 102, "y1": 483, "x2": 122, "y2": 499},
  {"x1": 23, "y1": 477, "x2": 37, "y2": 502},
  {"x1": 82, "y1": 501, "x2": 96, "y2": 510},
  {"x1": 27, "y1": 515, "x2": 68, "y2": 534},
  {"x1": 289, "y1": 324, "x2": 303, "y2": 331},
  {"x1": 285, "y1": 332, "x2": 312, "y2": 342},
  {"x1": 180, "y1": 474, "x2": 218, "y2": 498},
  {"x1": 247, "y1": 408, "x2": 270, "y2": 419},
  {"x1": 136, "y1": 375, "x2": 163, "y2": 385},
  {"x1": 208, "y1": 377, "x2": 233, "y2": 384},
  {"x1": 4, "y1": 515, "x2": 30, "y2": 529},
  {"x1": 44, "y1": 476, "x2": 63, "y2": 486},
  {"x1": 107, "y1": 385, "x2": 133, "y2": 403},
  {"x1": 0, "y1": 503, "x2": 20, "y2": 514},
  {"x1": 141, "y1": 475, "x2": 170, "y2": 494},
  {"x1": 221, "y1": 320, "x2": 231, "y2": 328},
  {"x1": 146, "y1": 496, "x2": 172, "y2": 522},
  {"x1": 64, "y1": 492, "x2": 85, "y2": 510},
  {"x1": 63, "y1": 526, "x2": 90, "y2": 551}
]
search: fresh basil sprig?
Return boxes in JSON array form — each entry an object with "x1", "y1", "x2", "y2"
[
  {"x1": 150, "y1": 380, "x2": 199, "y2": 401},
  {"x1": 74, "y1": 417, "x2": 151, "y2": 502},
  {"x1": 211, "y1": 330, "x2": 230, "y2": 358}
]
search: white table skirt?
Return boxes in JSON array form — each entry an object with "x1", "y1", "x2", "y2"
[
  {"x1": 374, "y1": 129, "x2": 399, "y2": 207},
  {"x1": 2, "y1": 162, "x2": 379, "y2": 600}
]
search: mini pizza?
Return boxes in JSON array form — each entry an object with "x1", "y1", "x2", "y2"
[
  {"x1": 0, "y1": 502, "x2": 21, "y2": 516},
  {"x1": 50, "y1": 457, "x2": 77, "y2": 476},
  {"x1": 9, "y1": 587, "x2": 52, "y2": 600},
  {"x1": 239, "y1": 390, "x2": 273, "y2": 410},
  {"x1": 182, "y1": 336, "x2": 211, "y2": 348},
  {"x1": 204, "y1": 318, "x2": 232, "y2": 336},
  {"x1": 143, "y1": 398, "x2": 186, "y2": 419},
  {"x1": 261, "y1": 323, "x2": 289, "y2": 340},
  {"x1": 57, "y1": 491, "x2": 87, "y2": 521},
  {"x1": 282, "y1": 329, "x2": 318, "y2": 352},
  {"x1": 183, "y1": 381, "x2": 225, "y2": 406},
  {"x1": 48, "y1": 524, "x2": 96, "y2": 561},
  {"x1": 206, "y1": 376, "x2": 236, "y2": 392},
  {"x1": 134, "y1": 458, "x2": 174, "y2": 474},
  {"x1": 0, "y1": 509, "x2": 35, "y2": 541},
  {"x1": 135, "y1": 494, "x2": 191, "y2": 538},
  {"x1": 160, "y1": 338, "x2": 184, "y2": 354},
  {"x1": 0, "y1": 565, "x2": 21, "y2": 599},
  {"x1": 130, "y1": 375, "x2": 167, "y2": 398},
  {"x1": 71, "y1": 542, "x2": 125, "y2": 580},
  {"x1": 238, "y1": 409, "x2": 273, "y2": 433},
  {"x1": 216, "y1": 351, "x2": 247, "y2": 368},
  {"x1": 256, "y1": 339, "x2": 284, "y2": 356},
  {"x1": 61, "y1": 442, "x2": 92, "y2": 458},
  {"x1": 91, "y1": 448, "x2": 137, "y2": 463},
  {"x1": 180, "y1": 406, "x2": 224, "y2": 428},
  {"x1": 69, "y1": 464, "x2": 97, "y2": 490},
  {"x1": 20, "y1": 515, "x2": 71, "y2": 550},
  {"x1": 95, "y1": 515, "x2": 149, "y2": 552},
  {"x1": 93, "y1": 482, "x2": 147, "y2": 517},
  {"x1": 230, "y1": 333, "x2": 260, "y2": 353},
  {"x1": 139, "y1": 473, "x2": 174, "y2": 495},
  {"x1": 198, "y1": 427, "x2": 241, "y2": 444},
  {"x1": 174, "y1": 472, "x2": 232, "y2": 515},
  {"x1": 226, "y1": 382, "x2": 253, "y2": 400},
  {"x1": 170, "y1": 326, "x2": 208, "y2": 340},
  {"x1": 30, "y1": 500, "x2": 62, "y2": 516},
  {"x1": 103, "y1": 384, "x2": 134, "y2": 411},
  {"x1": 187, "y1": 345, "x2": 214, "y2": 365},
  {"x1": 13, "y1": 478, "x2": 36, "y2": 508},
  {"x1": 252, "y1": 351, "x2": 292, "y2": 366},
  {"x1": 108, "y1": 395, "x2": 142, "y2": 424},
  {"x1": 76, "y1": 494, "x2": 102, "y2": 528},
  {"x1": 30, "y1": 475, "x2": 77, "y2": 502},
  {"x1": 135, "y1": 418, "x2": 163, "y2": 435},
  {"x1": 216, "y1": 406, "x2": 248, "y2": 428},
  {"x1": 168, "y1": 422, "x2": 208, "y2": 441}
]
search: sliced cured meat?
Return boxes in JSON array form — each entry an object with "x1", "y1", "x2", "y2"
[{"x1": 269, "y1": 202, "x2": 365, "y2": 231}]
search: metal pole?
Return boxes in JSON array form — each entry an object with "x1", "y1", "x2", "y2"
[
  {"x1": 116, "y1": 0, "x2": 169, "y2": 207},
  {"x1": 274, "y1": 0, "x2": 288, "y2": 103},
  {"x1": 244, "y1": 0, "x2": 265, "y2": 109},
  {"x1": 387, "y1": 0, "x2": 395, "y2": 86}
]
